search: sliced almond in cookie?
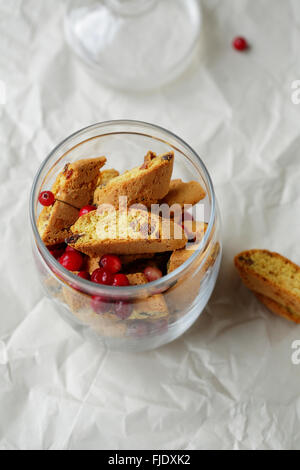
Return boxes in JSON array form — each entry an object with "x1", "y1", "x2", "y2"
[
  {"x1": 234, "y1": 249, "x2": 300, "y2": 322},
  {"x1": 93, "y1": 151, "x2": 174, "y2": 208},
  {"x1": 68, "y1": 208, "x2": 187, "y2": 256},
  {"x1": 38, "y1": 157, "x2": 106, "y2": 245},
  {"x1": 127, "y1": 273, "x2": 169, "y2": 320},
  {"x1": 160, "y1": 179, "x2": 206, "y2": 208}
]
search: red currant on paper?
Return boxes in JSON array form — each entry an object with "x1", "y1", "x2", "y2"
[
  {"x1": 38, "y1": 191, "x2": 55, "y2": 206},
  {"x1": 232, "y1": 36, "x2": 248, "y2": 51}
]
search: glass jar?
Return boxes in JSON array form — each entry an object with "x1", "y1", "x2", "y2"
[{"x1": 30, "y1": 120, "x2": 221, "y2": 352}]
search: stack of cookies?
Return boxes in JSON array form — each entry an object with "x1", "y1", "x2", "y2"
[{"x1": 37, "y1": 151, "x2": 215, "y2": 337}]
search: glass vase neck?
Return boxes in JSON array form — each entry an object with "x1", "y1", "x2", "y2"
[{"x1": 106, "y1": 0, "x2": 157, "y2": 16}]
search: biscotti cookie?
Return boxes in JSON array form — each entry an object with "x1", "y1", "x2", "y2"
[
  {"x1": 38, "y1": 157, "x2": 106, "y2": 245},
  {"x1": 68, "y1": 208, "x2": 187, "y2": 256},
  {"x1": 127, "y1": 273, "x2": 169, "y2": 320},
  {"x1": 166, "y1": 241, "x2": 220, "y2": 316},
  {"x1": 168, "y1": 222, "x2": 208, "y2": 273},
  {"x1": 255, "y1": 293, "x2": 300, "y2": 324},
  {"x1": 52, "y1": 157, "x2": 106, "y2": 208},
  {"x1": 95, "y1": 168, "x2": 119, "y2": 192},
  {"x1": 38, "y1": 202, "x2": 80, "y2": 246},
  {"x1": 93, "y1": 151, "x2": 174, "y2": 208},
  {"x1": 62, "y1": 284, "x2": 127, "y2": 337},
  {"x1": 234, "y1": 250, "x2": 300, "y2": 321},
  {"x1": 160, "y1": 179, "x2": 206, "y2": 208}
]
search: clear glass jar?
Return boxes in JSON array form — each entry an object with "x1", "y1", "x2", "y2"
[
  {"x1": 64, "y1": 0, "x2": 202, "y2": 91},
  {"x1": 30, "y1": 120, "x2": 221, "y2": 352}
]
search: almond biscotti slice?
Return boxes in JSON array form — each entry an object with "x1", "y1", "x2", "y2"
[
  {"x1": 160, "y1": 179, "x2": 206, "y2": 208},
  {"x1": 38, "y1": 202, "x2": 80, "y2": 246},
  {"x1": 127, "y1": 273, "x2": 169, "y2": 320},
  {"x1": 38, "y1": 157, "x2": 106, "y2": 245},
  {"x1": 93, "y1": 151, "x2": 174, "y2": 208},
  {"x1": 255, "y1": 293, "x2": 300, "y2": 324},
  {"x1": 95, "y1": 168, "x2": 119, "y2": 191},
  {"x1": 234, "y1": 249, "x2": 300, "y2": 321},
  {"x1": 68, "y1": 208, "x2": 187, "y2": 256}
]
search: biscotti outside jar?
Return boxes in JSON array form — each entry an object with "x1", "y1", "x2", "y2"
[{"x1": 30, "y1": 121, "x2": 222, "y2": 352}]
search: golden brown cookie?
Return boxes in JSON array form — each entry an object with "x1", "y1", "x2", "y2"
[
  {"x1": 38, "y1": 157, "x2": 106, "y2": 245},
  {"x1": 95, "y1": 168, "x2": 119, "y2": 194},
  {"x1": 52, "y1": 157, "x2": 106, "y2": 208},
  {"x1": 68, "y1": 208, "x2": 187, "y2": 257},
  {"x1": 255, "y1": 293, "x2": 300, "y2": 324},
  {"x1": 160, "y1": 179, "x2": 206, "y2": 208},
  {"x1": 166, "y1": 241, "x2": 220, "y2": 316},
  {"x1": 38, "y1": 202, "x2": 80, "y2": 246},
  {"x1": 93, "y1": 151, "x2": 174, "y2": 208},
  {"x1": 127, "y1": 273, "x2": 169, "y2": 320},
  {"x1": 62, "y1": 283, "x2": 126, "y2": 337},
  {"x1": 234, "y1": 249, "x2": 300, "y2": 321},
  {"x1": 168, "y1": 222, "x2": 208, "y2": 273}
]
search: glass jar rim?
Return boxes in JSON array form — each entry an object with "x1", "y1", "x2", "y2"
[{"x1": 29, "y1": 119, "x2": 216, "y2": 296}]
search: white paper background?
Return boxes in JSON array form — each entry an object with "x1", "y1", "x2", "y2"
[{"x1": 0, "y1": 0, "x2": 300, "y2": 450}]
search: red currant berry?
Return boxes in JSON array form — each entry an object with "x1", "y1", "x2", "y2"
[
  {"x1": 79, "y1": 205, "x2": 96, "y2": 217},
  {"x1": 65, "y1": 245, "x2": 79, "y2": 254},
  {"x1": 91, "y1": 268, "x2": 114, "y2": 285},
  {"x1": 91, "y1": 295, "x2": 111, "y2": 314},
  {"x1": 48, "y1": 244, "x2": 66, "y2": 259},
  {"x1": 38, "y1": 191, "x2": 55, "y2": 206},
  {"x1": 59, "y1": 251, "x2": 83, "y2": 271},
  {"x1": 77, "y1": 271, "x2": 90, "y2": 280},
  {"x1": 232, "y1": 36, "x2": 248, "y2": 51},
  {"x1": 112, "y1": 273, "x2": 130, "y2": 287},
  {"x1": 114, "y1": 300, "x2": 132, "y2": 319},
  {"x1": 100, "y1": 254, "x2": 122, "y2": 274},
  {"x1": 144, "y1": 266, "x2": 162, "y2": 282}
]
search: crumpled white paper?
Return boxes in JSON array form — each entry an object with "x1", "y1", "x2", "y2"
[{"x1": 0, "y1": 0, "x2": 300, "y2": 450}]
